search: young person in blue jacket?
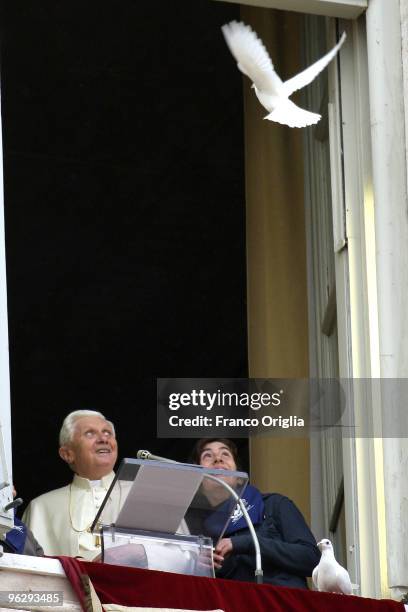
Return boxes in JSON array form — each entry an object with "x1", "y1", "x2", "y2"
[{"x1": 190, "y1": 438, "x2": 320, "y2": 589}]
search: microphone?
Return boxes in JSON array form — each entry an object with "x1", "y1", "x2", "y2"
[
  {"x1": 3, "y1": 498, "x2": 23, "y2": 512},
  {"x1": 136, "y1": 450, "x2": 202, "y2": 469},
  {"x1": 136, "y1": 449, "x2": 263, "y2": 583},
  {"x1": 136, "y1": 449, "x2": 178, "y2": 464}
]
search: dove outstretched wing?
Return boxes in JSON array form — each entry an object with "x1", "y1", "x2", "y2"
[
  {"x1": 221, "y1": 21, "x2": 283, "y2": 95},
  {"x1": 283, "y1": 32, "x2": 346, "y2": 97}
]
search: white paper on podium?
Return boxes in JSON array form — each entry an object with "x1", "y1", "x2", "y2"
[{"x1": 116, "y1": 464, "x2": 202, "y2": 533}]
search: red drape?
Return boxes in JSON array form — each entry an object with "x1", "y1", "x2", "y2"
[{"x1": 58, "y1": 557, "x2": 404, "y2": 612}]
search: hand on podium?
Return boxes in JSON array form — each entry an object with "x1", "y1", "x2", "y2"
[
  {"x1": 195, "y1": 546, "x2": 223, "y2": 573},
  {"x1": 212, "y1": 551, "x2": 225, "y2": 570},
  {"x1": 215, "y1": 538, "x2": 233, "y2": 560}
]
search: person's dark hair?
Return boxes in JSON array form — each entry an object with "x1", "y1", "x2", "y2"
[{"x1": 190, "y1": 438, "x2": 239, "y2": 467}]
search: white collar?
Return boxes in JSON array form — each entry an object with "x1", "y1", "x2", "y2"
[{"x1": 72, "y1": 471, "x2": 115, "y2": 490}]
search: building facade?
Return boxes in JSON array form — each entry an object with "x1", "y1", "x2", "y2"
[
  {"x1": 224, "y1": 0, "x2": 408, "y2": 600},
  {"x1": 1, "y1": 0, "x2": 408, "y2": 600}
]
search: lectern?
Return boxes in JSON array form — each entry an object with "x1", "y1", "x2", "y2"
[{"x1": 92, "y1": 458, "x2": 248, "y2": 577}]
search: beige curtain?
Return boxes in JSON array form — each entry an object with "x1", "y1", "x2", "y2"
[{"x1": 242, "y1": 7, "x2": 310, "y2": 521}]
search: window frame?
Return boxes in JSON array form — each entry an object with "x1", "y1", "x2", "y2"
[
  {"x1": 304, "y1": 13, "x2": 388, "y2": 598},
  {"x1": 212, "y1": 0, "x2": 367, "y2": 19}
]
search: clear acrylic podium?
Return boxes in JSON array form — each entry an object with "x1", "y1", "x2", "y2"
[{"x1": 91, "y1": 458, "x2": 248, "y2": 577}]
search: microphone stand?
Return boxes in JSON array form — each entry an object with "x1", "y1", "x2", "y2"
[{"x1": 136, "y1": 450, "x2": 263, "y2": 584}]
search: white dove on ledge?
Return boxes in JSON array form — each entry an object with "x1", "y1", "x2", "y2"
[
  {"x1": 312, "y1": 539, "x2": 353, "y2": 594},
  {"x1": 221, "y1": 21, "x2": 346, "y2": 128}
]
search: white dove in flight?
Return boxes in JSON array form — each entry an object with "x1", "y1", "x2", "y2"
[
  {"x1": 312, "y1": 539, "x2": 353, "y2": 594},
  {"x1": 221, "y1": 21, "x2": 346, "y2": 128}
]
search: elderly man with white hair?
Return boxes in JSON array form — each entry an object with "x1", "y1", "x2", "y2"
[
  {"x1": 23, "y1": 410, "x2": 120, "y2": 559},
  {"x1": 23, "y1": 411, "x2": 215, "y2": 575}
]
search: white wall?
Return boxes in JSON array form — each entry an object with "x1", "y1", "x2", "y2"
[{"x1": 0, "y1": 92, "x2": 12, "y2": 483}]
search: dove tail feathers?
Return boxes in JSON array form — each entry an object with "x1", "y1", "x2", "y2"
[{"x1": 264, "y1": 100, "x2": 321, "y2": 128}]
